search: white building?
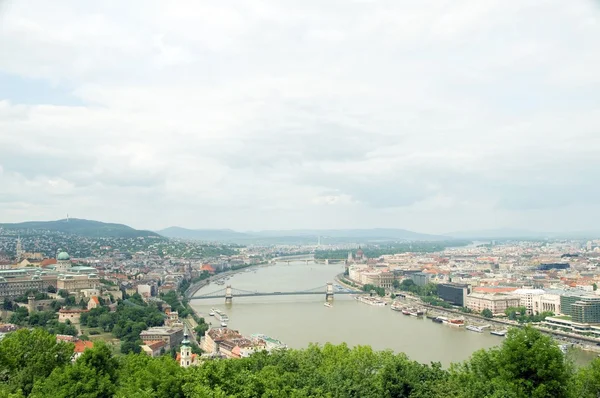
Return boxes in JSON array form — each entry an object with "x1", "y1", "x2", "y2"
[
  {"x1": 513, "y1": 288, "x2": 545, "y2": 315},
  {"x1": 465, "y1": 293, "x2": 521, "y2": 315}
]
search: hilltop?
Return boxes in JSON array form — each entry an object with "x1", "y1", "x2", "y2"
[{"x1": 0, "y1": 218, "x2": 161, "y2": 238}]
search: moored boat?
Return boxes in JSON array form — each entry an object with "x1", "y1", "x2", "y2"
[
  {"x1": 466, "y1": 325, "x2": 484, "y2": 333},
  {"x1": 490, "y1": 329, "x2": 507, "y2": 336},
  {"x1": 324, "y1": 302, "x2": 332, "y2": 308}
]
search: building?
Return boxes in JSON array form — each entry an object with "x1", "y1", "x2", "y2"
[
  {"x1": 561, "y1": 293, "x2": 598, "y2": 317},
  {"x1": 0, "y1": 275, "x2": 45, "y2": 299},
  {"x1": 465, "y1": 293, "x2": 521, "y2": 315},
  {"x1": 58, "y1": 308, "x2": 88, "y2": 324},
  {"x1": 201, "y1": 328, "x2": 243, "y2": 354},
  {"x1": 139, "y1": 326, "x2": 184, "y2": 351},
  {"x1": 55, "y1": 252, "x2": 72, "y2": 273},
  {"x1": 437, "y1": 283, "x2": 470, "y2": 306},
  {"x1": 141, "y1": 340, "x2": 167, "y2": 357},
  {"x1": 571, "y1": 296, "x2": 600, "y2": 324},
  {"x1": 512, "y1": 288, "x2": 545, "y2": 315},
  {"x1": 57, "y1": 274, "x2": 100, "y2": 293},
  {"x1": 87, "y1": 296, "x2": 100, "y2": 310},
  {"x1": 177, "y1": 326, "x2": 199, "y2": 367},
  {"x1": 73, "y1": 340, "x2": 94, "y2": 360},
  {"x1": 533, "y1": 293, "x2": 562, "y2": 315},
  {"x1": 410, "y1": 272, "x2": 430, "y2": 287}
]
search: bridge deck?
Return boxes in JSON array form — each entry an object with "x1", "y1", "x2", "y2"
[{"x1": 190, "y1": 291, "x2": 355, "y2": 300}]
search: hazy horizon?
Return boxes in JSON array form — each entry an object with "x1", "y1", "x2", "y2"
[{"x1": 1, "y1": 1, "x2": 599, "y2": 233}]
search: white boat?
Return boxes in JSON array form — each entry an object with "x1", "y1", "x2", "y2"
[
  {"x1": 324, "y1": 302, "x2": 332, "y2": 308},
  {"x1": 214, "y1": 310, "x2": 229, "y2": 323},
  {"x1": 209, "y1": 309, "x2": 215, "y2": 316},
  {"x1": 220, "y1": 321, "x2": 228, "y2": 327},
  {"x1": 490, "y1": 329, "x2": 507, "y2": 336},
  {"x1": 466, "y1": 325, "x2": 484, "y2": 333}
]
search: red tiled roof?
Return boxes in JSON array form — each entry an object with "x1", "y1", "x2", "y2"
[
  {"x1": 90, "y1": 296, "x2": 100, "y2": 304},
  {"x1": 145, "y1": 340, "x2": 166, "y2": 351},
  {"x1": 41, "y1": 259, "x2": 57, "y2": 267},
  {"x1": 201, "y1": 264, "x2": 216, "y2": 272},
  {"x1": 74, "y1": 340, "x2": 94, "y2": 353}
]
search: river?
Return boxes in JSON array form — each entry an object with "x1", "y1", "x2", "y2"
[{"x1": 190, "y1": 260, "x2": 596, "y2": 367}]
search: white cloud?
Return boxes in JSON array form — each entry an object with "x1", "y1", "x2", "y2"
[{"x1": 0, "y1": 0, "x2": 599, "y2": 233}]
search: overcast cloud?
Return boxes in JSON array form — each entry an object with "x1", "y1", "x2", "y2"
[{"x1": 0, "y1": 0, "x2": 599, "y2": 233}]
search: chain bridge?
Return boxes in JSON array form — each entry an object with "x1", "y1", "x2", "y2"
[{"x1": 189, "y1": 282, "x2": 354, "y2": 303}]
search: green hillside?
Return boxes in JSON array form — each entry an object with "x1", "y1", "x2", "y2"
[{"x1": 0, "y1": 218, "x2": 161, "y2": 238}]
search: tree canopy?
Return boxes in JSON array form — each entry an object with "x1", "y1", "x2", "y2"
[{"x1": 1, "y1": 326, "x2": 599, "y2": 398}]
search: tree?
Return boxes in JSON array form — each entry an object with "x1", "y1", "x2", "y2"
[
  {"x1": 574, "y1": 358, "x2": 600, "y2": 397},
  {"x1": 0, "y1": 328, "x2": 73, "y2": 396},
  {"x1": 2, "y1": 298, "x2": 13, "y2": 311},
  {"x1": 481, "y1": 308, "x2": 493, "y2": 318},
  {"x1": 46, "y1": 285, "x2": 56, "y2": 293},
  {"x1": 30, "y1": 344, "x2": 118, "y2": 398},
  {"x1": 57, "y1": 290, "x2": 69, "y2": 298},
  {"x1": 392, "y1": 279, "x2": 400, "y2": 289},
  {"x1": 449, "y1": 327, "x2": 573, "y2": 398},
  {"x1": 593, "y1": 283, "x2": 598, "y2": 292}
]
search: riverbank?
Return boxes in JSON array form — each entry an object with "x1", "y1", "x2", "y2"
[{"x1": 185, "y1": 261, "x2": 270, "y2": 298}]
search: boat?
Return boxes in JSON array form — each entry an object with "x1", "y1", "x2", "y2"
[
  {"x1": 390, "y1": 302, "x2": 403, "y2": 312},
  {"x1": 209, "y1": 308, "x2": 215, "y2": 316},
  {"x1": 214, "y1": 310, "x2": 229, "y2": 324},
  {"x1": 220, "y1": 321, "x2": 227, "y2": 327},
  {"x1": 432, "y1": 316, "x2": 446, "y2": 324},
  {"x1": 324, "y1": 302, "x2": 332, "y2": 308},
  {"x1": 445, "y1": 318, "x2": 465, "y2": 327},
  {"x1": 409, "y1": 308, "x2": 425, "y2": 317},
  {"x1": 490, "y1": 329, "x2": 507, "y2": 336},
  {"x1": 466, "y1": 325, "x2": 484, "y2": 333},
  {"x1": 356, "y1": 296, "x2": 387, "y2": 307},
  {"x1": 401, "y1": 308, "x2": 411, "y2": 315}
]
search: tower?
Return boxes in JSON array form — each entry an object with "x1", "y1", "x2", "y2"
[
  {"x1": 28, "y1": 294, "x2": 36, "y2": 314},
  {"x1": 180, "y1": 326, "x2": 192, "y2": 368},
  {"x1": 225, "y1": 285, "x2": 233, "y2": 304},
  {"x1": 56, "y1": 251, "x2": 71, "y2": 272}
]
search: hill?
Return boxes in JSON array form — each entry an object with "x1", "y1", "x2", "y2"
[
  {"x1": 0, "y1": 218, "x2": 161, "y2": 238},
  {"x1": 157, "y1": 227, "x2": 449, "y2": 243},
  {"x1": 448, "y1": 228, "x2": 600, "y2": 240},
  {"x1": 157, "y1": 227, "x2": 250, "y2": 241}
]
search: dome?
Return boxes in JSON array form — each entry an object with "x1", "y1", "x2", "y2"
[{"x1": 57, "y1": 252, "x2": 70, "y2": 261}]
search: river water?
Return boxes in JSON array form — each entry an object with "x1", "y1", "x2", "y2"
[{"x1": 190, "y1": 260, "x2": 596, "y2": 367}]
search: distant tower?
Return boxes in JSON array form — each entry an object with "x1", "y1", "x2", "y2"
[
  {"x1": 28, "y1": 294, "x2": 36, "y2": 314},
  {"x1": 317, "y1": 236, "x2": 321, "y2": 247},
  {"x1": 180, "y1": 326, "x2": 192, "y2": 368},
  {"x1": 67, "y1": 214, "x2": 69, "y2": 223},
  {"x1": 55, "y1": 251, "x2": 71, "y2": 272}
]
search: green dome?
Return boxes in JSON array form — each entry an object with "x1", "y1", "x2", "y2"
[{"x1": 57, "y1": 252, "x2": 70, "y2": 261}]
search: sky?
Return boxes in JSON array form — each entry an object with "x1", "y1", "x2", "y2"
[{"x1": 0, "y1": 0, "x2": 599, "y2": 234}]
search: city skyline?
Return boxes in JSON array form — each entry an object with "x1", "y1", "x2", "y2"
[{"x1": 1, "y1": 1, "x2": 599, "y2": 233}]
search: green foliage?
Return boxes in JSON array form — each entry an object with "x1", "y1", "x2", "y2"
[
  {"x1": 13, "y1": 291, "x2": 49, "y2": 303},
  {"x1": 0, "y1": 328, "x2": 73, "y2": 396},
  {"x1": 481, "y1": 308, "x2": 494, "y2": 318},
  {"x1": 505, "y1": 307, "x2": 553, "y2": 323},
  {"x1": 30, "y1": 342, "x2": 118, "y2": 398},
  {"x1": 81, "y1": 301, "x2": 164, "y2": 349},
  {"x1": 0, "y1": 326, "x2": 594, "y2": 398},
  {"x1": 449, "y1": 327, "x2": 573, "y2": 398},
  {"x1": 2, "y1": 298, "x2": 13, "y2": 311},
  {"x1": 362, "y1": 284, "x2": 385, "y2": 296}
]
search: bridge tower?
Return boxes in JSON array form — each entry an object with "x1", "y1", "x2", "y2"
[
  {"x1": 225, "y1": 285, "x2": 233, "y2": 304},
  {"x1": 325, "y1": 282, "x2": 334, "y2": 302}
]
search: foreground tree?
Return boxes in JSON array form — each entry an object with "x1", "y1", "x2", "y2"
[
  {"x1": 0, "y1": 328, "x2": 73, "y2": 396},
  {"x1": 30, "y1": 342, "x2": 118, "y2": 398},
  {"x1": 449, "y1": 327, "x2": 573, "y2": 398}
]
